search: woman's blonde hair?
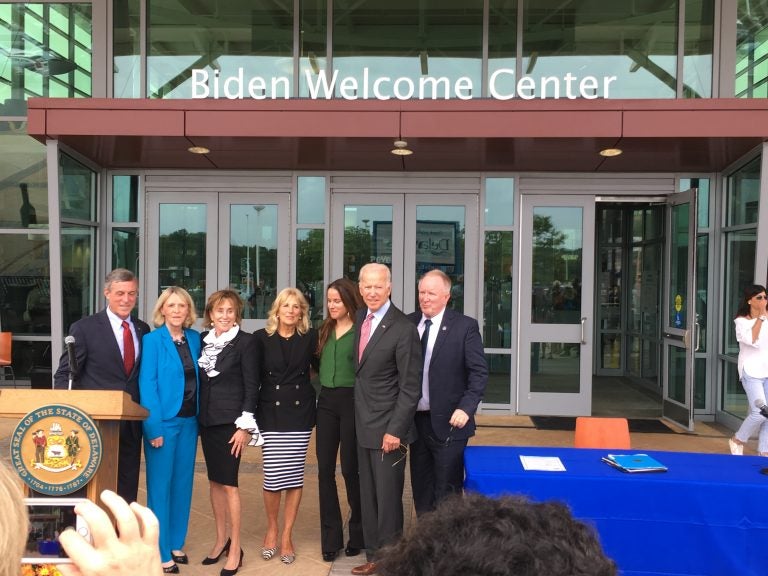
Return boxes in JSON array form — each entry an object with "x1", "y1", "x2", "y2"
[
  {"x1": 203, "y1": 289, "x2": 244, "y2": 327},
  {"x1": 265, "y1": 288, "x2": 310, "y2": 336},
  {"x1": 0, "y1": 462, "x2": 27, "y2": 576},
  {"x1": 151, "y1": 286, "x2": 197, "y2": 328}
]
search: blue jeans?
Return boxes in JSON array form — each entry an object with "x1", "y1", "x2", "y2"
[{"x1": 734, "y1": 370, "x2": 768, "y2": 453}]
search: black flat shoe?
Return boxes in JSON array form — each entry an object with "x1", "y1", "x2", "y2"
[
  {"x1": 219, "y1": 549, "x2": 243, "y2": 576},
  {"x1": 162, "y1": 564, "x2": 179, "y2": 574},
  {"x1": 322, "y1": 551, "x2": 337, "y2": 562},
  {"x1": 172, "y1": 552, "x2": 189, "y2": 565},
  {"x1": 202, "y1": 538, "x2": 231, "y2": 565},
  {"x1": 345, "y1": 546, "x2": 362, "y2": 557}
]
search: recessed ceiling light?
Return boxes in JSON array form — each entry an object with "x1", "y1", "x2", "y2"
[
  {"x1": 188, "y1": 146, "x2": 210, "y2": 154},
  {"x1": 599, "y1": 148, "x2": 623, "y2": 157},
  {"x1": 391, "y1": 139, "x2": 413, "y2": 156}
]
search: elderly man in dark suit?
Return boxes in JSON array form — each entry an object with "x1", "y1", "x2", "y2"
[
  {"x1": 351, "y1": 263, "x2": 421, "y2": 576},
  {"x1": 408, "y1": 269, "x2": 488, "y2": 516},
  {"x1": 54, "y1": 268, "x2": 150, "y2": 503}
]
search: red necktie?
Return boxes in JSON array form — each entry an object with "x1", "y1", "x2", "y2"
[
  {"x1": 122, "y1": 321, "x2": 135, "y2": 375},
  {"x1": 358, "y1": 313, "x2": 374, "y2": 362}
]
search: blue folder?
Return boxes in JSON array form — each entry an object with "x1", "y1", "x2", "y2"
[{"x1": 602, "y1": 453, "x2": 668, "y2": 473}]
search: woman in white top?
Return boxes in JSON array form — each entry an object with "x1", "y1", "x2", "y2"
[{"x1": 730, "y1": 284, "x2": 768, "y2": 455}]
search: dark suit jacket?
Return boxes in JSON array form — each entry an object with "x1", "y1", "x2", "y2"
[
  {"x1": 408, "y1": 308, "x2": 488, "y2": 440},
  {"x1": 254, "y1": 328, "x2": 318, "y2": 432},
  {"x1": 53, "y1": 309, "x2": 150, "y2": 402},
  {"x1": 354, "y1": 302, "x2": 421, "y2": 449},
  {"x1": 198, "y1": 329, "x2": 259, "y2": 428}
]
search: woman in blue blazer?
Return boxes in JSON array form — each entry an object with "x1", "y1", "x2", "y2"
[{"x1": 139, "y1": 286, "x2": 201, "y2": 573}]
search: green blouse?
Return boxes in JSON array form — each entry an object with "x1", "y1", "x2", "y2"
[{"x1": 318, "y1": 328, "x2": 356, "y2": 388}]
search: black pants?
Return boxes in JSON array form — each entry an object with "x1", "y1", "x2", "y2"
[
  {"x1": 409, "y1": 411, "x2": 468, "y2": 516},
  {"x1": 117, "y1": 420, "x2": 142, "y2": 503},
  {"x1": 316, "y1": 387, "x2": 364, "y2": 553}
]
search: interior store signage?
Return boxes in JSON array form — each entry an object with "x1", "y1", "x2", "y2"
[{"x1": 191, "y1": 67, "x2": 617, "y2": 100}]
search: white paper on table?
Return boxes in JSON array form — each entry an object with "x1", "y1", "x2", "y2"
[{"x1": 519, "y1": 455, "x2": 566, "y2": 472}]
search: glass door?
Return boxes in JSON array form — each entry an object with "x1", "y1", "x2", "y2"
[
  {"x1": 662, "y1": 189, "x2": 697, "y2": 431},
  {"x1": 330, "y1": 192, "x2": 478, "y2": 315},
  {"x1": 145, "y1": 192, "x2": 290, "y2": 332},
  {"x1": 518, "y1": 195, "x2": 595, "y2": 416}
]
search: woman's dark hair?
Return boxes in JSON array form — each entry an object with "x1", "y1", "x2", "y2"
[
  {"x1": 317, "y1": 278, "x2": 364, "y2": 354},
  {"x1": 735, "y1": 284, "x2": 767, "y2": 318}
]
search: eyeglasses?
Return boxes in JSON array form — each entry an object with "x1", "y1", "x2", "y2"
[
  {"x1": 754, "y1": 295, "x2": 767, "y2": 301},
  {"x1": 382, "y1": 444, "x2": 408, "y2": 467}
]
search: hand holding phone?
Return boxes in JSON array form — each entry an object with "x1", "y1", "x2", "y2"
[
  {"x1": 22, "y1": 498, "x2": 91, "y2": 564},
  {"x1": 56, "y1": 490, "x2": 162, "y2": 576}
]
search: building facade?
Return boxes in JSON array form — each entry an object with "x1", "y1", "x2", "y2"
[{"x1": 1, "y1": 0, "x2": 767, "y2": 430}]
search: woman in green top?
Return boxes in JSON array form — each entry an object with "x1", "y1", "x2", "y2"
[{"x1": 316, "y1": 278, "x2": 365, "y2": 562}]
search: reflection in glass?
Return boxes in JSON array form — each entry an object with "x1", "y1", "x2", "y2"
[
  {"x1": 522, "y1": 0, "x2": 678, "y2": 98},
  {"x1": 158, "y1": 203, "x2": 207, "y2": 314},
  {"x1": 667, "y1": 345, "x2": 686, "y2": 403},
  {"x1": 299, "y1": 0, "x2": 327, "y2": 98},
  {"x1": 601, "y1": 334, "x2": 621, "y2": 370},
  {"x1": 231, "y1": 205, "x2": 278, "y2": 320},
  {"x1": 0, "y1": 127, "x2": 47, "y2": 228},
  {"x1": 60, "y1": 154, "x2": 96, "y2": 221},
  {"x1": 296, "y1": 228, "x2": 324, "y2": 326},
  {"x1": 112, "y1": 175, "x2": 139, "y2": 223},
  {"x1": 113, "y1": 0, "x2": 141, "y2": 98},
  {"x1": 736, "y1": 0, "x2": 768, "y2": 98},
  {"x1": 342, "y1": 205, "x2": 392, "y2": 279},
  {"x1": 530, "y1": 343, "x2": 580, "y2": 393},
  {"x1": 0, "y1": 233, "x2": 50, "y2": 336},
  {"x1": 484, "y1": 178, "x2": 514, "y2": 227},
  {"x1": 695, "y1": 235, "x2": 708, "y2": 353},
  {"x1": 723, "y1": 230, "x2": 756, "y2": 355},
  {"x1": 333, "y1": 0, "x2": 483, "y2": 99},
  {"x1": 415, "y1": 206, "x2": 465, "y2": 313},
  {"x1": 726, "y1": 156, "x2": 761, "y2": 227},
  {"x1": 682, "y1": 0, "x2": 713, "y2": 98},
  {"x1": 679, "y1": 177, "x2": 710, "y2": 229},
  {"x1": 148, "y1": 1, "x2": 293, "y2": 98},
  {"x1": 531, "y1": 207, "x2": 582, "y2": 324},
  {"x1": 112, "y1": 229, "x2": 139, "y2": 274},
  {"x1": 483, "y1": 353, "x2": 511, "y2": 404},
  {"x1": 484, "y1": 231, "x2": 513, "y2": 348},
  {"x1": 297, "y1": 176, "x2": 325, "y2": 225},
  {"x1": 61, "y1": 226, "x2": 94, "y2": 332},
  {"x1": 0, "y1": 3, "x2": 92, "y2": 108},
  {"x1": 488, "y1": 0, "x2": 517, "y2": 99},
  {"x1": 668, "y1": 203, "x2": 689, "y2": 328},
  {"x1": 722, "y1": 359, "x2": 746, "y2": 417}
]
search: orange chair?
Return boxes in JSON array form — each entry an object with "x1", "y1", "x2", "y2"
[
  {"x1": 574, "y1": 416, "x2": 630, "y2": 449},
  {"x1": 0, "y1": 332, "x2": 16, "y2": 387}
]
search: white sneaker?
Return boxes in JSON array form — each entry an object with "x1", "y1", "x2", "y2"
[{"x1": 729, "y1": 438, "x2": 744, "y2": 455}]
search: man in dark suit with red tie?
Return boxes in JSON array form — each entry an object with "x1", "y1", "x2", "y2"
[
  {"x1": 407, "y1": 269, "x2": 488, "y2": 516},
  {"x1": 54, "y1": 268, "x2": 150, "y2": 503},
  {"x1": 351, "y1": 263, "x2": 421, "y2": 576}
]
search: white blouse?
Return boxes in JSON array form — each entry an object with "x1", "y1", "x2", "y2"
[{"x1": 735, "y1": 316, "x2": 768, "y2": 379}]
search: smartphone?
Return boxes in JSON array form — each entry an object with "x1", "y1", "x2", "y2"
[{"x1": 22, "y1": 498, "x2": 91, "y2": 564}]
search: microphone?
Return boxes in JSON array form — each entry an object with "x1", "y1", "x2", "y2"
[
  {"x1": 64, "y1": 335, "x2": 78, "y2": 390},
  {"x1": 754, "y1": 398, "x2": 768, "y2": 419}
]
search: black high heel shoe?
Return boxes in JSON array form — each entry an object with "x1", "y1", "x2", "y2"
[
  {"x1": 162, "y1": 564, "x2": 179, "y2": 574},
  {"x1": 201, "y1": 538, "x2": 231, "y2": 565},
  {"x1": 171, "y1": 552, "x2": 189, "y2": 565},
  {"x1": 219, "y1": 549, "x2": 243, "y2": 576}
]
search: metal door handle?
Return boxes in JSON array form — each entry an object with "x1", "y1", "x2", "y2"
[
  {"x1": 694, "y1": 321, "x2": 701, "y2": 352},
  {"x1": 581, "y1": 317, "x2": 586, "y2": 344}
]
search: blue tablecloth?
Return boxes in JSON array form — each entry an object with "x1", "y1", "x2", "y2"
[{"x1": 464, "y1": 446, "x2": 768, "y2": 576}]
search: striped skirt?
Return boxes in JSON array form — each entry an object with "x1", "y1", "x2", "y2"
[{"x1": 261, "y1": 430, "x2": 312, "y2": 491}]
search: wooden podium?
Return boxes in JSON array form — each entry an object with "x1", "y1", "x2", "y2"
[{"x1": 0, "y1": 389, "x2": 147, "y2": 501}]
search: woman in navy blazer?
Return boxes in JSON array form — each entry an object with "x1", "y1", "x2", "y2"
[{"x1": 139, "y1": 286, "x2": 201, "y2": 573}]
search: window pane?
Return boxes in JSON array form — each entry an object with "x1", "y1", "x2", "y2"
[
  {"x1": 333, "y1": 0, "x2": 483, "y2": 99},
  {"x1": 297, "y1": 176, "x2": 325, "y2": 224},
  {"x1": 484, "y1": 231, "x2": 513, "y2": 348},
  {"x1": 148, "y1": 0, "x2": 293, "y2": 99},
  {"x1": 522, "y1": 0, "x2": 678, "y2": 99},
  {"x1": 112, "y1": 228, "x2": 139, "y2": 274},
  {"x1": 158, "y1": 203, "x2": 207, "y2": 313},
  {"x1": 722, "y1": 359, "x2": 744, "y2": 417},
  {"x1": 342, "y1": 205, "x2": 392, "y2": 279},
  {"x1": 62, "y1": 226, "x2": 95, "y2": 331},
  {"x1": 299, "y1": 0, "x2": 327, "y2": 98},
  {"x1": 113, "y1": 175, "x2": 139, "y2": 223},
  {"x1": 722, "y1": 230, "x2": 756, "y2": 356},
  {"x1": 682, "y1": 0, "x2": 713, "y2": 98},
  {"x1": 484, "y1": 178, "x2": 514, "y2": 227},
  {"x1": 735, "y1": 0, "x2": 768, "y2": 98},
  {"x1": 60, "y1": 154, "x2": 96, "y2": 221},
  {"x1": 531, "y1": 342, "x2": 580, "y2": 393},
  {"x1": 0, "y1": 233, "x2": 50, "y2": 335},
  {"x1": 296, "y1": 228, "x2": 324, "y2": 326},
  {"x1": 695, "y1": 234, "x2": 708, "y2": 353},
  {"x1": 0, "y1": 3, "x2": 92, "y2": 108},
  {"x1": 726, "y1": 156, "x2": 761, "y2": 226},
  {"x1": 484, "y1": 353, "x2": 511, "y2": 404},
  {"x1": 113, "y1": 0, "x2": 140, "y2": 98},
  {"x1": 488, "y1": 0, "x2": 517, "y2": 98},
  {"x1": 0, "y1": 126, "x2": 48, "y2": 227}
]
